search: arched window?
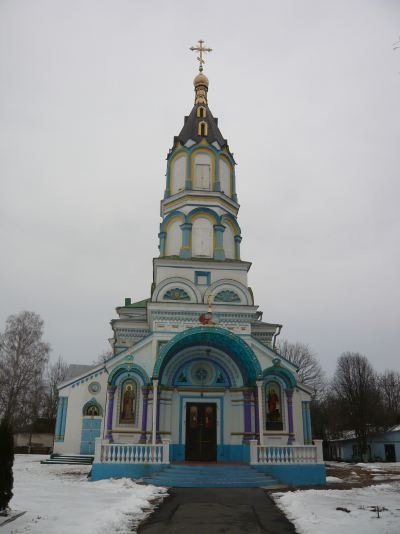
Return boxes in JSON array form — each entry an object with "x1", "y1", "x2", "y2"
[
  {"x1": 197, "y1": 106, "x2": 206, "y2": 118},
  {"x1": 170, "y1": 154, "x2": 186, "y2": 194},
  {"x1": 265, "y1": 381, "x2": 283, "y2": 430},
  {"x1": 193, "y1": 152, "x2": 212, "y2": 190},
  {"x1": 119, "y1": 379, "x2": 137, "y2": 424},
  {"x1": 192, "y1": 217, "x2": 213, "y2": 257},
  {"x1": 198, "y1": 121, "x2": 208, "y2": 137}
]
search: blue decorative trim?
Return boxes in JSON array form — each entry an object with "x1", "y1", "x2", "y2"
[
  {"x1": 214, "y1": 290, "x2": 240, "y2": 303},
  {"x1": 163, "y1": 288, "x2": 190, "y2": 301},
  {"x1": 108, "y1": 363, "x2": 150, "y2": 386},
  {"x1": 302, "y1": 401, "x2": 312, "y2": 444},
  {"x1": 55, "y1": 397, "x2": 68, "y2": 442},
  {"x1": 171, "y1": 357, "x2": 231, "y2": 387},
  {"x1": 153, "y1": 326, "x2": 262, "y2": 386},
  {"x1": 195, "y1": 271, "x2": 211, "y2": 286},
  {"x1": 262, "y1": 365, "x2": 297, "y2": 388},
  {"x1": 82, "y1": 398, "x2": 103, "y2": 416},
  {"x1": 186, "y1": 207, "x2": 221, "y2": 225}
]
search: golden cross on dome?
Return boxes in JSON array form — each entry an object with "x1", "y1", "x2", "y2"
[{"x1": 190, "y1": 39, "x2": 212, "y2": 72}]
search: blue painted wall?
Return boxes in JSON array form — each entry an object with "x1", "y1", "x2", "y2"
[
  {"x1": 254, "y1": 464, "x2": 326, "y2": 486},
  {"x1": 333, "y1": 430, "x2": 400, "y2": 462},
  {"x1": 91, "y1": 463, "x2": 168, "y2": 481}
]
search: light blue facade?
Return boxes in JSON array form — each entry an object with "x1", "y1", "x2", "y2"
[{"x1": 331, "y1": 428, "x2": 400, "y2": 462}]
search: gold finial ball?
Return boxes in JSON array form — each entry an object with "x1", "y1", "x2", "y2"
[{"x1": 194, "y1": 72, "x2": 209, "y2": 88}]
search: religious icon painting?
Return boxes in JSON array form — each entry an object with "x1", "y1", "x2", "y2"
[
  {"x1": 265, "y1": 381, "x2": 283, "y2": 430},
  {"x1": 119, "y1": 379, "x2": 137, "y2": 424}
]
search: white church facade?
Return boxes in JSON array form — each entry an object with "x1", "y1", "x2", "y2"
[{"x1": 54, "y1": 43, "x2": 325, "y2": 486}]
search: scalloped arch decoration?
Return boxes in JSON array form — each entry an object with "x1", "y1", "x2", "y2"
[
  {"x1": 163, "y1": 288, "x2": 190, "y2": 301},
  {"x1": 214, "y1": 290, "x2": 240, "y2": 303}
]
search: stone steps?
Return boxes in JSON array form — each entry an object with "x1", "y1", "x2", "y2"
[
  {"x1": 142, "y1": 464, "x2": 279, "y2": 488},
  {"x1": 41, "y1": 454, "x2": 94, "y2": 465}
]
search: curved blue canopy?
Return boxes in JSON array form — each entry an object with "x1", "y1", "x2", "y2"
[{"x1": 153, "y1": 326, "x2": 262, "y2": 386}]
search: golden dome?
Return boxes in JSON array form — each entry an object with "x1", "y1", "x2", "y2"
[{"x1": 193, "y1": 72, "x2": 209, "y2": 88}]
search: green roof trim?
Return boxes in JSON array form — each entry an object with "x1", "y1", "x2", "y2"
[{"x1": 124, "y1": 298, "x2": 150, "y2": 308}]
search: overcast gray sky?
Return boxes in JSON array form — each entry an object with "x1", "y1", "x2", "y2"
[{"x1": 1, "y1": 0, "x2": 399, "y2": 376}]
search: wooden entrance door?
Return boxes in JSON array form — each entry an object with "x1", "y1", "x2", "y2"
[{"x1": 185, "y1": 403, "x2": 217, "y2": 461}]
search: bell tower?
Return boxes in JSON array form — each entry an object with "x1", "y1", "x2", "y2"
[{"x1": 159, "y1": 40, "x2": 241, "y2": 264}]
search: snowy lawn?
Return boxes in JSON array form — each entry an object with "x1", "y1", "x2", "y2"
[
  {"x1": 3, "y1": 455, "x2": 167, "y2": 534},
  {"x1": 273, "y1": 463, "x2": 400, "y2": 534}
]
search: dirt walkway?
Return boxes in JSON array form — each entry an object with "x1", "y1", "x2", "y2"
[{"x1": 138, "y1": 487, "x2": 296, "y2": 534}]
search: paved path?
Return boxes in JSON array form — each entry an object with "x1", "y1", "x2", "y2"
[{"x1": 138, "y1": 487, "x2": 296, "y2": 534}]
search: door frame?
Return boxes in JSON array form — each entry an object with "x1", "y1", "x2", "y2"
[
  {"x1": 179, "y1": 396, "x2": 223, "y2": 458},
  {"x1": 185, "y1": 402, "x2": 217, "y2": 461}
]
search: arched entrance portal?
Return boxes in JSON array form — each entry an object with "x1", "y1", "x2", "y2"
[{"x1": 153, "y1": 327, "x2": 261, "y2": 462}]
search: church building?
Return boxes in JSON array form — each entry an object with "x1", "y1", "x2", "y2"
[{"x1": 54, "y1": 42, "x2": 325, "y2": 486}]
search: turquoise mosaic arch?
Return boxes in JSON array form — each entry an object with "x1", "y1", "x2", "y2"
[
  {"x1": 262, "y1": 360, "x2": 297, "y2": 389},
  {"x1": 108, "y1": 363, "x2": 150, "y2": 386},
  {"x1": 82, "y1": 398, "x2": 103, "y2": 416},
  {"x1": 153, "y1": 326, "x2": 262, "y2": 386}
]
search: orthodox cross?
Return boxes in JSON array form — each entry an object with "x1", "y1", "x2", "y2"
[{"x1": 190, "y1": 39, "x2": 212, "y2": 72}]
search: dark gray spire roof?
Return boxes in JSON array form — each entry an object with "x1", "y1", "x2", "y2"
[{"x1": 172, "y1": 104, "x2": 229, "y2": 151}]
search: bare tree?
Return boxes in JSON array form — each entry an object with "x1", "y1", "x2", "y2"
[
  {"x1": 42, "y1": 356, "x2": 69, "y2": 424},
  {"x1": 379, "y1": 370, "x2": 400, "y2": 427},
  {"x1": 92, "y1": 348, "x2": 113, "y2": 366},
  {"x1": 277, "y1": 340, "x2": 326, "y2": 398},
  {"x1": 0, "y1": 311, "x2": 50, "y2": 427},
  {"x1": 332, "y1": 352, "x2": 380, "y2": 460}
]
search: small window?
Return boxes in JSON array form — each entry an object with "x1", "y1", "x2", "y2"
[
  {"x1": 198, "y1": 121, "x2": 208, "y2": 136},
  {"x1": 197, "y1": 106, "x2": 206, "y2": 118}
]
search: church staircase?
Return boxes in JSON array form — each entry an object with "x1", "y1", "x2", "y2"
[
  {"x1": 142, "y1": 464, "x2": 280, "y2": 488},
  {"x1": 41, "y1": 453, "x2": 94, "y2": 465}
]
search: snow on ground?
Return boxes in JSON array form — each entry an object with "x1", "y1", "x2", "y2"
[
  {"x1": 274, "y1": 471, "x2": 400, "y2": 534},
  {"x1": 3, "y1": 455, "x2": 167, "y2": 534}
]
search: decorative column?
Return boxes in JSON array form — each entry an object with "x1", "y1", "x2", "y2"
[
  {"x1": 232, "y1": 168, "x2": 237, "y2": 203},
  {"x1": 179, "y1": 223, "x2": 192, "y2": 259},
  {"x1": 139, "y1": 386, "x2": 150, "y2": 443},
  {"x1": 156, "y1": 388, "x2": 162, "y2": 443},
  {"x1": 213, "y1": 224, "x2": 225, "y2": 261},
  {"x1": 253, "y1": 390, "x2": 259, "y2": 437},
  {"x1": 256, "y1": 380, "x2": 264, "y2": 446},
  {"x1": 54, "y1": 399, "x2": 63, "y2": 442},
  {"x1": 158, "y1": 231, "x2": 166, "y2": 257},
  {"x1": 151, "y1": 379, "x2": 159, "y2": 446},
  {"x1": 105, "y1": 385, "x2": 116, "y2": 441},
  {"x1": 286, "y1": 389, "x2": 295, "y2": 444},
  {"x1": 242, "y1": 390, "x2": 253, "y2": 443},
  {"x1": 214, "y1": 154, "x2": 221, "y2": 192},
  {"x1": 234, "y1": 235, "x2": 242, "y2": 260}
]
